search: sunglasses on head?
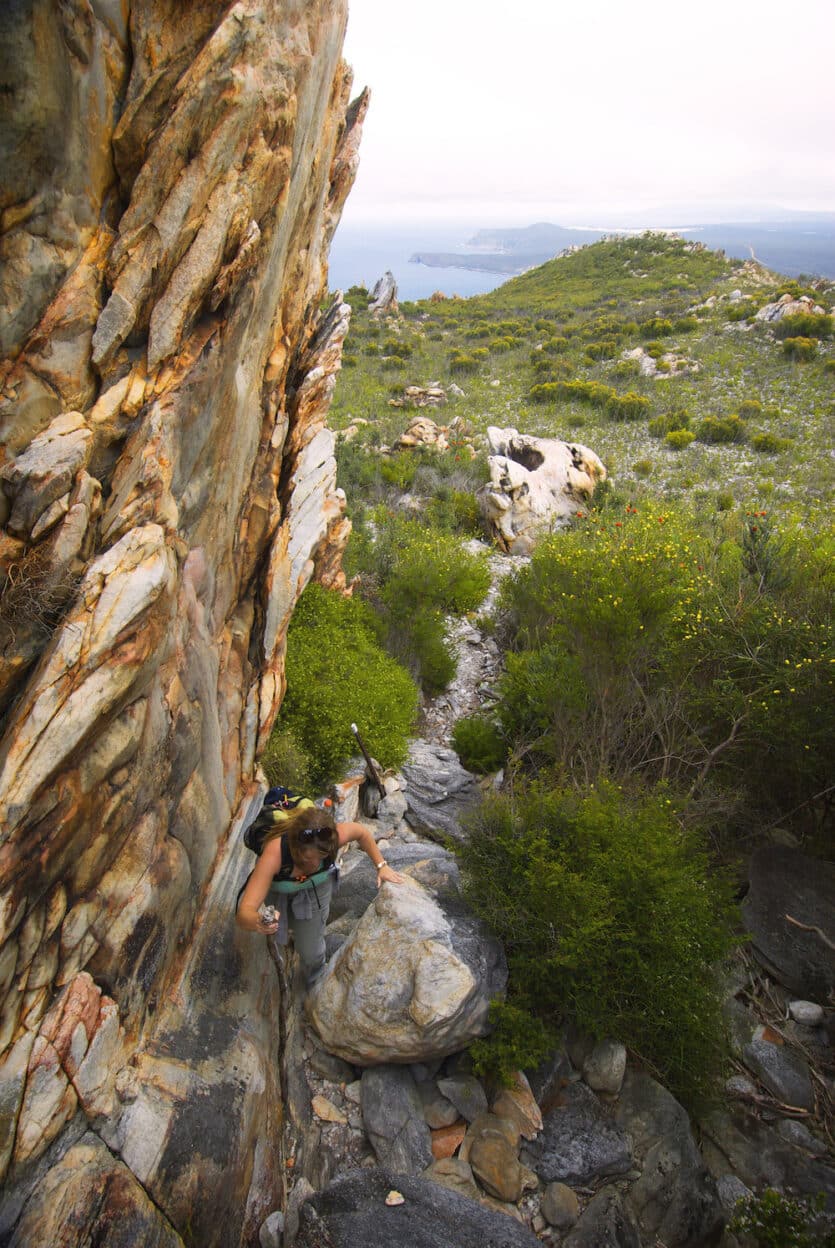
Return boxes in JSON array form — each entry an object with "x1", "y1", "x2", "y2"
[{"x1": 298, "y1": 826, "x2": 333, "y2": 847}]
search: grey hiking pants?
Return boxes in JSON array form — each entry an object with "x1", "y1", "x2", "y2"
[{"x1": 277, "y1": 874, "x2": 334, "y2": 987}]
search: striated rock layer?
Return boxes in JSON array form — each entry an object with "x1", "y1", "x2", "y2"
[{"x1": 0, "y1": 3, "x2": 364, "y2": 1244}]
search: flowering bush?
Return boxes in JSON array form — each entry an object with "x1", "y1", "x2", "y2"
[{"x1": 495, "y1": 503, "x2": 834, "y2": 838}]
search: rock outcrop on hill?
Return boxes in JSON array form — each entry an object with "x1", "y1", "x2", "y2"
[
  {"x1": 0, "y1": 3, "x2": 363, "y2": 1243},
  {"x1": 478, "y1": 426, "x2": 607, "y2": 555}
]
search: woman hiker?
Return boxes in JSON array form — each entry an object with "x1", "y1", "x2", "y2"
[{"x1": 235, "y1": 804, "x2": 405, "y2": 987}]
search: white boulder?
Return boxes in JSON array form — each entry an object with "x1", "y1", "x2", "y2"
[{"x1": 478, "y1": 426, "x2": 606, "y2": 555}]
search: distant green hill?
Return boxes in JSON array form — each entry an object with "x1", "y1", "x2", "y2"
[{"x1": 479, "y1": 233, "x2": 730, "y2": 312}]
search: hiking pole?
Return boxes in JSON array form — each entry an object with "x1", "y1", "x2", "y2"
[{"x1": 350, "y1": 723, "x2": 386, "y2": 796}]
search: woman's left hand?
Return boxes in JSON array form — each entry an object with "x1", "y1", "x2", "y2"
[{"x1": 377, "y1": 863, "x2": 407, "y2": 887}]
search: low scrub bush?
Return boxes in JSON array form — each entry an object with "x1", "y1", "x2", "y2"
[
  {"x1": 449, "y1": 351, "x2": 479, "y2": 375},
  {"x1": 737, "y1": 399, "x2": 763, "y2": 419},
  {"x1": 584, "y1": 339, "x2": 618, "y2": 361},
  {"x1": 382, "y1": 337, "x2": 412, "y2": 358},
  {"x1": 751, "y1": 432, "x2": 792, "y2": 453},
  {"x1": 726, "y1": 299, "x2": 758, "y2": 322},
  {"x1": 648, "y1": 409, "x2": 690, "y2": 438},
  {"x1": 729, "y1": 1189, "x2": 835, "y2": 1248},
  {"x1": 607, "y1": 390, "x2": 651, "y2": 421},
  {"x1": 451, "y1": 715, "x2": 506, "y2": 773},
  {"x1": 640, "y1": 317, "x2": 674, "y2": 337},
  {"x1": 823, "y1": 359, "x2": 835, "y2": 375},
  {"x1": 782, "y1": 336, "x2": 818, "y2": 362},
  {"x1": 773, "y1": 312, "x2": 832, "y2": 340},
  {"x1": 665, "y1": 429, "x2": 696, "y2": 449},
  {"x1": 459, "y1": 782, "x2": 738, "y2": 1104},
  {"x1": 697, "y1": 414, "x2": 748, "y2": 444},
  {"x1": 280, "y1": 584, "x2": 418, "y2": 787},
  {"x1": 632, "y1": 458, "x2": 653, "y2": 476},
  {"x1": 260, "y1": 726, "x2": 312, "y2": 792},
  {"x1": 361, "y1": 513, "x2": 491, "y2": 694}
]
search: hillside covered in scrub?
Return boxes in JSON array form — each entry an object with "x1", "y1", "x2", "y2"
[{"x1": 265, "y1": 232, "x2": 834, "y2": 1130}]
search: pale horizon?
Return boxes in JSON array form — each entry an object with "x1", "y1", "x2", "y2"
[{"x1": 342, "y1": 0, "x2": 835, "y2": 230}]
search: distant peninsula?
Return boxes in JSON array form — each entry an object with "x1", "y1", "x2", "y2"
[{"x1": 410, "y1": 217, "x2": 835, "y2": 280}]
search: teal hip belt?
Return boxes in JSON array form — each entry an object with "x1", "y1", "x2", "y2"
[{"x1": 269, "y1": 865, "x2": 337, "y2": 896}]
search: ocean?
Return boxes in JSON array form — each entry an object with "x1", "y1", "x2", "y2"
[
  {"x1": 328, "y1": 219, "x2": 835, "y2": 302},
  {"x1": 327, "y1": 225, "x2": 508, "y2": 301}
]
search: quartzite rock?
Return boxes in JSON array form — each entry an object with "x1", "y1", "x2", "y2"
[
  {"x1": 296, "y1": 1167, "x2": 543, "y2": 1248},
  {"x1": 614, "y1": 1071, "x2": 724, "y2": 1248},
  {"x1": 306, "y1": 879, "x2": 507, "y2": 1063},
  {"x1": 741, "y1": 848, "x2": 835, "y2": 1000},
  {"x1": 0, "y1": 2, "x2": 364, "y2": 1243},
  {"x1": 360, "y1": 1066, "x2": 433, "y2": 1174},
  {"x1": 478, "y1": 426, "x2": 607, "y2": 555},
  {"x1": 520, "y1": 1081, "x2": 633, "y2": 1185},
  {"x1": 401, "y1": 741, "x2": 483, "y2": 843},
  {"x1": 563, "y1": 1188, "x2": 640, "y2": 1248}
]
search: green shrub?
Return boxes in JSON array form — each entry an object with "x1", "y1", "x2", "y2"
[
  {"x1": 426, "y1": 488, "x2": 484, "y2": 537},
  {"x1": 823, "y1": 359, "x2": 835, "y2": 375},
  {"x1": 449, "y1": 351, "x2": 479, "y2": 375},
  {"x1": 469, "y1": 1001, "x2": 553, "y2": 1085},
  {"x1": 751, "y1": 432, "x2": 792, "y2": 454},
  {"x1": 716, "y1": 490, "x2": 735, "y2": 511},
  {"x1": 673, "y1": 316, "x2": 699, "y2": 333},
  {"x1": 260, "y1": 725, "x2": 312, "y2": 792},
  {"x1": 640, "y1": 317, "x2": 674, "y2": 337},
  {"x1": 737, "y1": 399, "x2": 763, "y2": 419},
  {"x1": 773, "y1": 312, "x2": 832, "y2": 340},
  {"x1": 459, "y1": 781, "x2": 738, "y2": 1104},
  {"x1": 612, "y1": 359, "x2": 641, "y2": 379},
  {"x1": 782, "y1": 336, "x2": 818, "y2": 362},
  {"x1": 280, "y1": 584, "x2": 418, "y2": 787},
  {"x1": 644, "y1": 340, "x2": 667, "y2": 359},
  {"x1": 451, "y1": 715, "x2": 506, "y2": 773},
  {"x1": 542, "y1": 336, "x2": 569, "y2": 354},
  {"x1": 726, "y1": 299, "x2": 758, "y2": 322},
  {"x1": 648, "y1": 409, "x2": 690, "y2": 438},
  {"x1": 584, "y1": 339, "x2": 618, "y2": 361},
  {"x1": 697, "y1": 415, "x2": 748, "y2": 444},
  {"x1": 382, "y1": 337, "x2": 412, "y2": 358},
  {"x1": 529, "y1": 381, "x2": 562, "y2": 404},
  {"x1": 607, "y1": 391, "x2": 651, "y2": 421},
  {"x1": 632, "y1": 458, "x2": 653, "y2": 476},
  {"x1": 729, "y1": 1189, "x2": 834, "y2": 1248},
  {"x1": 362, "y1": 513, "x2": 491, "y2": 694},
  {"x1": 345, "y1": 284, "x2": 370, "y2": 310},
  {"x1": 494, "y1": 506, "x2": 834, "y2": 837},
  {"x1": 665, "y1": 429, "x2": 696, "y2": 449}
]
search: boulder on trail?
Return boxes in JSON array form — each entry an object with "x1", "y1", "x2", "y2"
[{"x1": 305, "y1": 878, "x2": 506, "y2": 1064}]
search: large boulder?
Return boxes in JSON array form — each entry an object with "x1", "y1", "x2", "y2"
[
  {"x1": 329, "y1": 839, "x2": 460, "y2": 925},
  {"x1": 401, "y1": 740, "x2": 483, "y2": 843},
  {"x1": 295, "y1": 1167, "x2": 542, "y2": 1248},
  {"x1": 306, "y1": 878, "x2": 506, "y2": 1064},
  {"x1": 741, "y1": 848, "x2": 835, "y2": 1000},
  {"x1": 614, "y1": 1071, "x2": 724, "y2": 1247},
  {"x1": 477, "y1": 426, "x2": 606, "y2": 555}
]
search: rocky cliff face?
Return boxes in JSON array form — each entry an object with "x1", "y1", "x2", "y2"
[{"x1": 0, "y1": 3, "x2": 363, "y2": 1243}]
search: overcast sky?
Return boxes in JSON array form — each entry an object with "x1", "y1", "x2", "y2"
[{"x1": 341, "y1": 0, "x2": 835, "y2": 227}]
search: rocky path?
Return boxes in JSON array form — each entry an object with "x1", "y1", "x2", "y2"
[{"x1": 418, "y1": 545, "x2": 527, "y2": 745}]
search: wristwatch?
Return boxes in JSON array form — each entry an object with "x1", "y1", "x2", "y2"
[{"x1": 375, "y1": 859, "x2": 388, "y2": 871}]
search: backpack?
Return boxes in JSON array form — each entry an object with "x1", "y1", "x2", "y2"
[{"x1": 242, "y1": 786, "x2": 316, "y2": 857}]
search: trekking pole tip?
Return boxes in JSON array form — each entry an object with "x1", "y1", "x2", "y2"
[{"x1": 350, "y1": 722, "x2": 358, "y2": 735}]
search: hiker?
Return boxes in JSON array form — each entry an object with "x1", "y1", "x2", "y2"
[{"x1": 235, "y1": 804, "x2": 405, "y2": 986}]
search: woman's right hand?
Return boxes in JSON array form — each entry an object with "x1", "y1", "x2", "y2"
[{"x1": 236, "y1": 905, "x2": 280, "y2": 934}]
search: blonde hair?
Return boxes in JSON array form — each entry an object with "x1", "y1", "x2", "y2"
[{"x1": 263, "y1": 805, "x2": 338, "y2": 863}]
